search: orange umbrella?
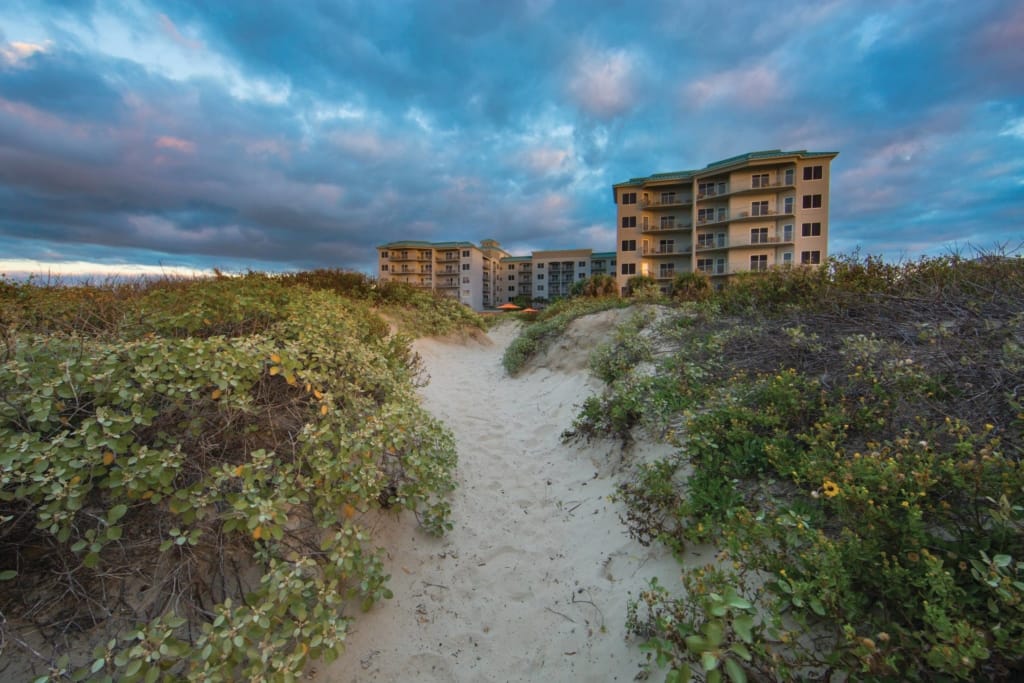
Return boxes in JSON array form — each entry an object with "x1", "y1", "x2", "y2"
[
  {"x1": 521, "y1": 307, "x2": 539, "y2": 313},
  {"x1": 497, "y1": 302, "x2": 521, "y2": 311}
]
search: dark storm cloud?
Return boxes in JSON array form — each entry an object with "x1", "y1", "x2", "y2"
[{"x1": 0, "y1": 0, "x2": 1021, "y2": 274}]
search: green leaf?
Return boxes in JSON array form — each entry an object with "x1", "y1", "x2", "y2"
[
  {"x1": 0, "y1": 569, "x2": 18, "y2": 581},
  {"x1": 91, "y1": 658, "x2": 107, "y2": 673},
  {"x1": 704, "y1": 620, "x2": 725, "y2": 648},
  {"x1": 730, "y1": 643, "x2": 752, "y2": 662},
  {"x1": 809, "y1": 597, "x2": 826, "y2": 616},
  {"x1": 106, "y1": 526, "x2": 123, "y2": 541},
  {"x1": 83, "y1": 552, "x2": 100, "y2": 569},
  {"x1": 685, "y1": 635, "x2": 708, "y2": 654},
  {"x1": 733, "y1": 615, "x2": 754, "y2": 644},
  {"x1": 724, "y1": 657, "x2": 748, "y2": 683},
  {"x1": 108, "y1": 504, "x2": 128, "y2": 524},
  {"x1": 707, "y1": 668, "x2": 722, "y2": 683},
  {"x1": 993, "y1": 554, "x2": 1012, "y2": 568},
  {"x1": 701, "y1": 650, "x2": 720, "y2": 672}
]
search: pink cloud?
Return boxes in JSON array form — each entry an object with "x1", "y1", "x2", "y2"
[
  {"x1": 684, "y1": 64, "x2": 786, "y2": 110},
  {"x1": 158, "y1": 14, "x2": 203, "y2": 51},
  {"x1": 566, "y1": 47, "x2": 639, "y2": 119},
  {"x1": 154, "y1": 136, "x2": 197, "y2": 153}
]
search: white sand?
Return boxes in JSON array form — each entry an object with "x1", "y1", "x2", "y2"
[{"x1": 315, "y1": 315, "x2": 684, "y2": 683}]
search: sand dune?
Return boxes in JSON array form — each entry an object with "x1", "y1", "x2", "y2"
[{"x1": 316, "y1": 316, "x2": 683, "y2": 682}]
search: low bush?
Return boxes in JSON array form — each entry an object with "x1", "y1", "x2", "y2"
[
  {"x1": 574, "y1": 253, "x2": 1024, "y2": 681},
  {"x1": 0, "y1": 276, "x2": 459, "y2": 681}
]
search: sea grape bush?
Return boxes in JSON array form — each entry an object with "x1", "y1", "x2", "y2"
[
  {"x1": 579, "y1": 254, "x2": 1024, "y2": 680},
  {"x1": 0, "y1": 275, "x2": 459, "y2": 681}
]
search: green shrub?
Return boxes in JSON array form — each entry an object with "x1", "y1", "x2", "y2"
[
  {"x1": 0, "y1": 277, "x2": 458, "y2": 680},
  {"x1": 598, "y1": 253, "x2": 1024, "y2": 681}
]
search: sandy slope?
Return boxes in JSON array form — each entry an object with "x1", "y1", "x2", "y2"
[{"x1": 316, "y1": 316, "x2": 682, "y2": 683}]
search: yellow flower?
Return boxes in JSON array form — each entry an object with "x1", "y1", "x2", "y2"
[{"x1": 822, "y1": 480, "x2": 840, "y2": 498}]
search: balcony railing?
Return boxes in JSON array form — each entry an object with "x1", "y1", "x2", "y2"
[
  {"x1": 641, "y1": 195, "x2": 693, "y2": 209},
  {"x1": 641, "y1": 222, "x2": 692, "y2": 233},
  {"x1": 696, "y1": 240, "x2": 728, "y2": 251},
  {"x1": 391, "y1": 254, "x2": 432, "y2": 262},
  {"x1": 696, "y1": 187, "x2": 728, "y2": 200},
  {"x1": 697, "y1": 213, "x2": 729, "y2": 227},
  {"x1": 732, "y1": 208, "x2": 793, "y2": 219},
  {"x1": 729, "y1": 235, "x2": 794, "y2": 248},
  {"x1": 642, "y1": 245, "x2": 691, "y2": 256},
  {"x1": 435, "y1": 253, "x2": 460, "y2": 263},
  {"x1": 437, "y1": 280, "x2": 459, "y2": 289}
]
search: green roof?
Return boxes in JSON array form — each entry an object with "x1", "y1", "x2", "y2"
[
  {"x1": 500, "y1": 255, "x2": 533, "y2": 262},
  {"x1": 591, "y1": 251, "x2": 617, "y2": 260},
  {"x1": 613, "y1": 149, "x2": 839, "y2": 190},
  {"x1": 377, "y1": 240, "x2": 476, "y2": 249}
]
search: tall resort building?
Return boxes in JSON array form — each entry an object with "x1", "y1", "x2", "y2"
[
  {"x1": 377, "y1": 240, "x2": 616, "y2": 311},
  {"x1": 613, "y1": 149, "x2": 838, "y2": 294}
]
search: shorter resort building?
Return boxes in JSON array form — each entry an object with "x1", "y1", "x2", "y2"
[{"x1": 376, "y1": 240, "x2": 616, "y2": 311}]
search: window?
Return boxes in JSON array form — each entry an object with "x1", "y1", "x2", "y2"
[
  {"x1": 621, "y1": 191, "x2": 637, "y2": 205},
  {"x1": 801, "y1": 250, "x2": 822, "y2": 264},
  {"x1": 578, "y1": 261, "x2": 586, "y2": 267},
  {"x1": 801, "y1": 222, "x2": 822, "y2": 237},
  {"x1": 752, "y1": 173, "x2": 769, "y2": 188},
  {"x1": 697, "y1": 258, "x2": 714, "y2": 273},
  {"x1": 751, "y1": 228, "x2": 768, "y2": 244},
  {"x1": 621, "y1": 263, "x2": 636, "y2": 275},
  {"x1": 802, "y1": 194, "x2": 822, "y2": 208},
  {"x1": 509, "y1": 286, "x2": 515, "y2": 292},
  {"x1": 784, "y1": 196, "x2": 794, "y2": 214},
  {"x1": 660, "y1": 191, "x2": 676, "y2": 204},
  {"x1": 782, "y1": 252, "x2": 793, "y2": 264},
  {"x1": 750, "y1": 254, "x2": 768, "y2": 271},
  {"x1": 462, "y1": 250, "x2": 470, "y2": 257},
  {"x1": 698, "y1": 181, "x2": 726, "y2": 197},
  {"x1": 536, "y1": 263, "x2": 544, "y2": 269},
  {"x1": 659, "y1": 264, "x2": 675, "y2": 278},
  {"x1": 698, "y1": 233, "x2": 715, "y2": 248},
  {"x1": 621, "y1": 240, "x2": 637, "y2": 251},
  {"x1": 578, "y1": 272, "x2": 586, "y2": 279},
  {"x1": 783, "y1": 224, "x2": 794, "y2": 241},
  {"x1": 461, "y1": 263, "x2": 470, "y2": 270},
  {"x1": 717, "y1": 207, "x2": 728, "y2": 221},
  {"x1": 508, "y1": 274, "x2": 515, "y2": 281},
  {"x1": 659, "y1": 239, "x2": 675, "y2": 253},
  {"x1": 381, "y1": 264, "x2": 389, "y2": 271},
  {"x1": 621, "y1": 216, "x2": 636, "y2": 228},
  {"x1": 803, "y1": 165, "x2": 823, "y2": 180},
  {"x1": 752, "y1": 200, "x2": 769, "y2": 216},
  {"x1": 400, "y1": 251, "x2": 409, "y2": 259},
  {"x1": 537, "y1": 274, "x2": 544, "y2": 280},
  {"x1": 698, "y1": 208, "x2": 717, "y2": 223},
  {"x1": 784, "y1": 169, "x2": 794, "y2": 185},
  {"x1": 381, "y1": 251, "x2": 389, "y2": 258},
  {"x1": 508, "y1": 264, "x2": 515, "y2": 270},
  {"x1": 462, "y1": 277, "x2": 470, "y2": 283}
]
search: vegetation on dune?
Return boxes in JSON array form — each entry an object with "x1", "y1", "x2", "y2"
[
  {"x1": 570, "y1": 253, "x2": 1024, "y2": 681},
  {"x1": 501, "y1": 295, "x2": 632, "y2": 376},
  {"x1": 0, "y1": 271, "x2": 464, "y2": 681}
]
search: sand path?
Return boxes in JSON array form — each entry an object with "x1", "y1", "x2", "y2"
[{"x1": 317, "y1": 319, "x2": 680, "y2": 682}]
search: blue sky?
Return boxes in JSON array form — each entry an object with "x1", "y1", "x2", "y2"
[{"x1": 1, "y1": 0, "x2": 1022, "y2": 277}]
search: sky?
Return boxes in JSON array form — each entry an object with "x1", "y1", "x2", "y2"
[{"x1": 1, "y1": 0, "x2": 1022, "y2": 278}]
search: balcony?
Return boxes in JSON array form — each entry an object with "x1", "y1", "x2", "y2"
[
  {"x1": 641, "y1": 195, "x2": 693, "y2": 209},
  {"x1": 391, "y1": 253, "x2": 432, "y2": 262},
  {"x1": 730, "y1": 179, "x2": 795, "y2": 195},
  {"x1": 642, "y1": 244, "x2": 691, "y2": 256},
  {"x1": 697, "y1": 213, "x2": 730, "y2": 227},
  {"x1": 696, "y1": 187, "x2": 728, "y2": 201},
  {"x1": 435, "y1": 253, "x2": 460, "y2": 264},
  {"x1": 696, "y1": 239, "x2": 728, "y2": 251},
  {"x1": 437, "y1": 280, "x2": 459, "y2": 289},
  {"x1": 729, "y1": 235, "x2": 794, "y2": 248},
  {"x1": 641, "y1": 221, "x2": 692, "y2": 233},
  {"x1": 730, "y1": 207, "x2": 794, "y2": 221}
]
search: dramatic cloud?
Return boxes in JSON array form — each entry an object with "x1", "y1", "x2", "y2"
[{"x1": 0, "y1": 0, "x2": 1021, "y2": 277}]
